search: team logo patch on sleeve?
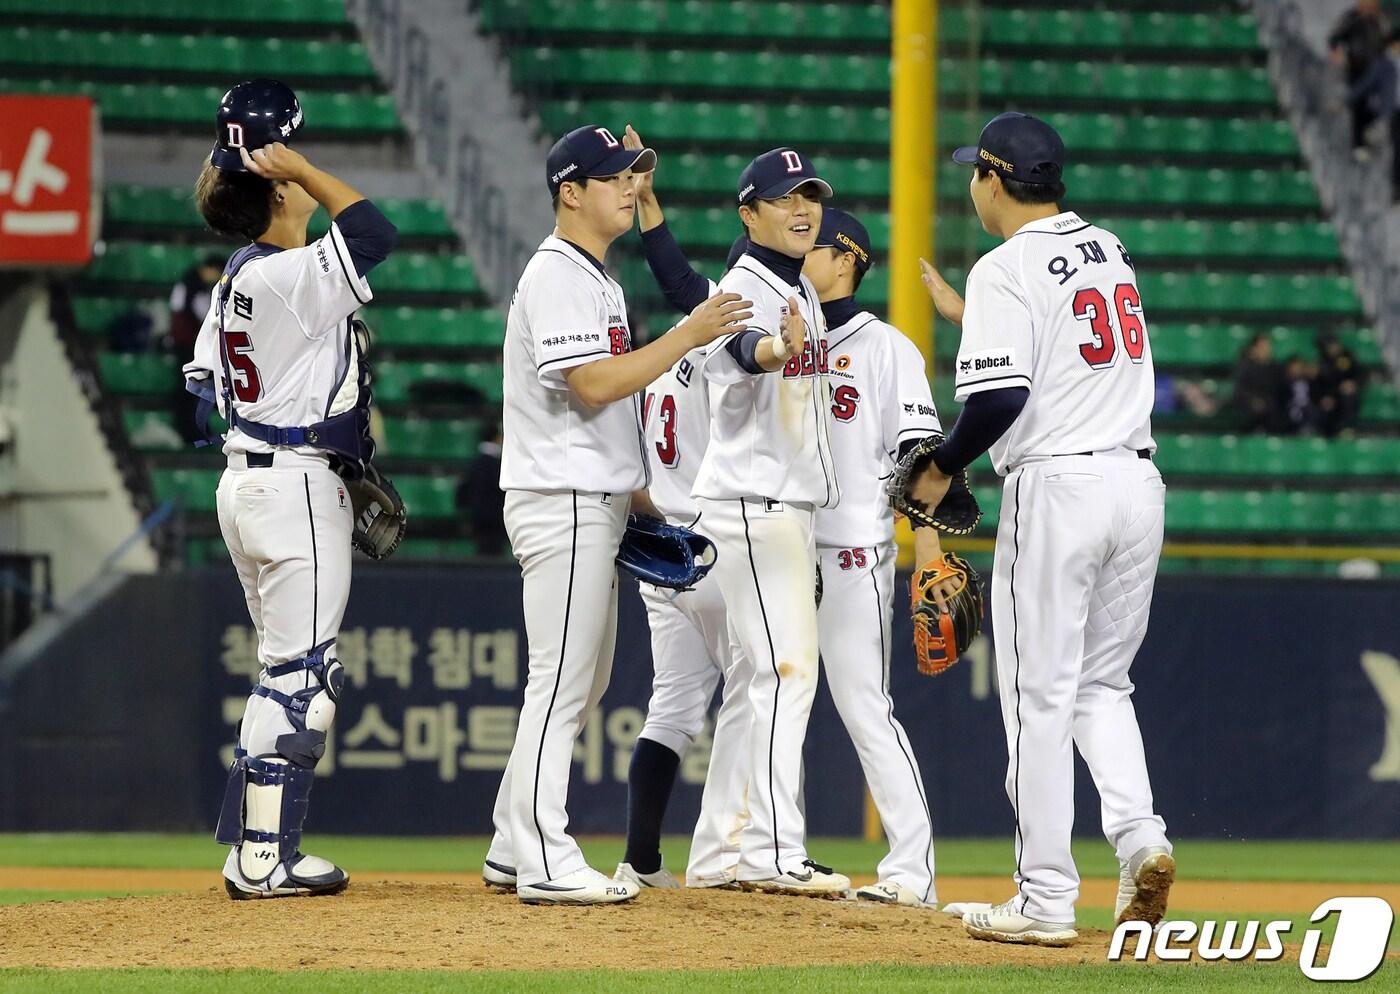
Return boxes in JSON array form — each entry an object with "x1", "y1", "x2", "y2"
[{"x1": 958, "y1": 348, "x2": 1016, "y2": 377}]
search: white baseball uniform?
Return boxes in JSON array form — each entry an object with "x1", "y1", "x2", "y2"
[
  {"x1": 693, "y1": 252, "x2": 839, "y2": 882},
  {"x1": 640, "y1": 348, "x2": 754, "y2": 887},
  {"x1": 955, "y1": 210, "x2": 1169, "y2": 923},
  {"x1": 487, "y1": 236, "x2": 648, "y2": 888},
  {"x1": 183, "y1": 222, "x2": 371, "y2": 889},
  {"x1": 815, "y1": 307, "x2": 942, "y2": 903}
]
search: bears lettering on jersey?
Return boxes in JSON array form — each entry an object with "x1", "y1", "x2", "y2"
[
  {"x1": 608, "y1": 319, "x2": 630, "y2": 356},
  {"x1": 782, "y1": 340, "x2": 830, "y2": 378}
]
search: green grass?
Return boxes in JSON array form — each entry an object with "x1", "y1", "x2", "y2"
[
  {"x1": 0, "y1": 834, "x2": 1393, "y2": 883},
  {"x1": 0, "y1": 965, "x2": 1358, "y2": 994}
]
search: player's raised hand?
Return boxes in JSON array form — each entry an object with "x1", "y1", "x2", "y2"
[
  {"x1": 919, "y1": 258, "x2": 966, "y2": 327},
  {"x1": 623, "y1": 125, "x2": 655, "y2": 201},
  {"x1": 680, "y1": 292, "x2": 753, "y2": 347},
  {"x1": 240, "y1": 143, "x2": 311, "y2": 182},
  {"x1": 779, "y1": 296, "x2": 807, "y2": 358}
]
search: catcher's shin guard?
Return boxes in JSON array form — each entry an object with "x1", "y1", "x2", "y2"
[{"x1": 216, "y1": 640, "x2": 346, "y2": 892}]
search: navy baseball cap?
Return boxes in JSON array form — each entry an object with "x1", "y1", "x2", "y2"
[
  {"x1": 211, "y1": 79, "x2": 303, "y2": 171},
  {"x1": 814, "y1": 207, "x2": 872, "y2": 272},
  {"x1": 952, "y1": 112, "x2": 1065, "y2": 185},
  {"x1": 737, "y1": 147, "x2": 833, "y2": 205},
  {"x1": 546, "y1": 125, "x2": 656, "y2": 196}
]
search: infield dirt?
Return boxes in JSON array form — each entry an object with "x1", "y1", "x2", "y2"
[{"x1": 1, "y1": 870, "x2": 1378, "y2": 971}]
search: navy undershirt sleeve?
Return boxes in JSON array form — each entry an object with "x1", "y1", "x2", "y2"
[
  {"x1": 931, "y1": 386, "x2": 1029, "y2": 474},
  {"x1": 724, "y1": 329, "x2": 767, "y2": 374},
  {"x1": 640, "y1": 221, "x2": 712, "y2": 314},
  {"x1": 333, "y1": 199, "x2": 398, "y2": 278}
]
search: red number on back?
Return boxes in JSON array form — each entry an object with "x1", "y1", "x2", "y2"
[
  {"x1": 221, "y1": 330, "x2": 263, "y2": 402},
  {"x1": 1073, "y1": 282, "x2": 1148, "y2": 370},
  {"x1": 653, "y1": 394, "x2": 679, "y2": 468},
  {"x1": 1115, "y1": 283, "x2": 1146, "y2": 362},
  {"x1": 1074, "y1": 288, "x2": 1115, "y2": 368}
]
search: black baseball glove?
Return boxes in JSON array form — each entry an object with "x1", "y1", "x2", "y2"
[
  {"x1": 346, "y1": 464, "x2": 407, "y2": 560},
  {"x1": 885, "y1": 433, "x2": 982, "y2": 535}
]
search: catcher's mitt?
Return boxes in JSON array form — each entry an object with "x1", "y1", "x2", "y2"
[
  {"x1": 885, "y1": 433, "x2": 981, "y2": 535},
  {"x1": 346, "y1": 464, "x2": 407, "y2": 560},
  {"x1": 911, "y1": 552, "x2": 984, "y2": 675},
  {"x1": 617, "y1": 514, "x2": 716, "y2": 590}
]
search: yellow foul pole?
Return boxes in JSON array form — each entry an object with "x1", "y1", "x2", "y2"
[{"x1": 890, "y1": 0, "x2": 937, "y2": 573}]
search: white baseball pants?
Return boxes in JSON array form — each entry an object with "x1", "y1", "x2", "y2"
[
  {"x1": 992, "y1": 453, "x2": 1171, "y2": 923},
  {"x1": 637, "y1": 577, "x2": 754, "y2": 887},
  {"x1": 217, "y1": 451, "x2": 352, "y2": 756},
  {"x1": 695, "y1": 497, "x2": 821, "y2": 881},
  {"x1": 487, "y1": 489, "x2": 628, "y2": 887},
  {"x1": 817, "y1": 540, "x2": 937, "y2": 903}
]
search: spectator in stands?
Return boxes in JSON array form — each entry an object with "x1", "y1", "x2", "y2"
[
  {"x1": 1232, "y1": 333, "x2": 1284, "y2": 433},
  {"x1": 1279, "y1": 354, "x2": 1317, "y2": 434},
  {"x1": 167, "y1": 253, "x2": 223, "y2": 358},
  {"x1": 1155, "y1": 372, "x2": 1219, "y2": 419},
  {"x1": 456, "y1": 424, "x2": 506, "y2": 556},
  {"x1": 1330, "y1": 0, "x2": 1392, "y2": 154},
  {"x1": 1314, "y1": 332, "x2": 1364, "y2": 436}
]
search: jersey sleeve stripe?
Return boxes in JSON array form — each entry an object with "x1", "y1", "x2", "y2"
[
  {"x1": 538, "y1": 349, "x2": 610, "y2": 371},
  {"x1": 328, "y1": 223, "x2": 370, "y2": 306},
  {"x1": 955, "y1": 372, "x2": 1032, "y2": 390}
]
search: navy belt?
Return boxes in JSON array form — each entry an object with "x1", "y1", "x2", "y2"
[
  {"x1": 247, "y1": 452, "x2": 275, "y2": 468},
  {"x1": 1071, "y1": 449, "x2": 1151, "y2": 459}
]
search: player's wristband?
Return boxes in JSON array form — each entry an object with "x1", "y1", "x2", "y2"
[{"x1": 769, "y1": 332, "x2": 793, "y2": 361}]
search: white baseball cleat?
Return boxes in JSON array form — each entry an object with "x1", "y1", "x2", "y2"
[
  {"x1": 686, "y1": 866, "x2": 740, "y2": 890},
  {"x1": 517, "y1": 866, "x2": 640, "y2": 906},
  {"x1": 223, "y1": 849, "x2": 348, "y2": 900},
  {"x1": 614, "y1": 862, "x2": 681, "y2": 889},
  {"x1": 740, "y1": 859, "x2": 851, "y2": 898},
  {"x1": 941, "y1": 901, "x2": 993, "y2": 916},
  {"x1": 855, "y1": 881, "x2": 937, "y2": 909},
  {"x1": 483, "y1": 859, "x2": 517, "y2": 892},
  {"x1": 962, "y1": 899, "x2": 1078, "y2": 946},
  {"x1": 1114, "y1": 845, "x2": 1176, "y2": 927}
]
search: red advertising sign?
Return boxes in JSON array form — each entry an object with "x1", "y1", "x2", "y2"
[{"x1": 0, "y1": 94, "x2": 99, "y2": 268}]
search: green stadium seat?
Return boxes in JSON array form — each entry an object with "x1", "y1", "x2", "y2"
[
  {"x1": 98, "y1": 352, "x2": 177, "y2": 395},
  {"x1": 150, "y1": 467, "x2": 219, "y2": 514},
  {"x1": 0, "y1": 0, "x2": 349, "y2": 24},
  {"x1": 392, "y1": 476, "x2": 460, "y2": 519},
  {"x1": 381, "y1": 417, "x2": 483, "y2": 460}
]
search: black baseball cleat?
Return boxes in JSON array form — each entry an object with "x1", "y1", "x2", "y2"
[{"x1": 224, "y1": 852, "x2": 349, "y2": 900}]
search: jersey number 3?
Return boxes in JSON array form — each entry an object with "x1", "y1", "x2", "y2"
[
  {"x1": 1073, "y1": 284, "x2": 1146, "y2": 369},
  {"x1": 221, "y1": 330, "x2": 264, "y2": 402},
  {"x1": 644, "y1": 393, "x2": 680, "y2": 468}
]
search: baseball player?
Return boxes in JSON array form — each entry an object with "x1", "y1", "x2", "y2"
[
  {"x1": 910, "y1": 113, "x2": 1174, "y2": 944},
  {"x1": 481, "y1": 125, "x2": 752, "y2": 905},
  {"x1": 616, "y1": 128, "x2": 756, "y2": 890},
  {"x1": 185, "y1": 80, "x2": 399, "y2": 899},
  {"x1": 691, "y1": 148, "x2": 849, "y2": 897},
  {"x1": 626, "y1": 156, "x2": 959, "y2": 906}
]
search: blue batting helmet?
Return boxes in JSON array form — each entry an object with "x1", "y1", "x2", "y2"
[{"x1": 211, "y1": 80, "x2": 304, "y2": 172}]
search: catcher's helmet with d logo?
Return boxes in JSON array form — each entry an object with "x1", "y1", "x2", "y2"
[{"x1": 211, "y1": 79, "x2": 304, "y2": 171}]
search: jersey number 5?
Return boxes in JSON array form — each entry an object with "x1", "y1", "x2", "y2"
[
  {"x1": 1072, "y1": 284, "x2": 1146, "y2": 369},
  {"x1": 221, "y1": 330, "x2": 264, "y2": 402},
  {"x1": 644, "y1": 393, "x2": 680, "y2": 468}
]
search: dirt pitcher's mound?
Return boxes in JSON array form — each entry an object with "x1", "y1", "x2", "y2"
[{"x1": 0, "y1": 882, "x2": 1122, "y2": 971}]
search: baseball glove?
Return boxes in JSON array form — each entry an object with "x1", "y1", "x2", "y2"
[
  {"x1": 886, "y1": 433, "x2": 981, "y2": 535},
  {"x1": 911, "y1": 552, "x2": 984, "y2": 675},
  {"x1": 346, "y1": 464, "x2": 407, "y2": 560},
  {"x1": 616, "y1": 514, "x2": 716, "y2": 590}
]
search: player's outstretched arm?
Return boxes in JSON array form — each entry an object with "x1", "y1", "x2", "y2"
[
  {"x1": 565, "y1": 292, "x2": 753, "y2": 407},
  {"x1": 748, "y1": 295, "x2": 806, "y2": 371},
  {"x1": 240, "y1": 143, "x2": 364, "y2": 219},
  {"x1": 625, "y1": 125, "x2": 663, "y2": 232},
  {"x1": 919, "y1": 258, "x2": 966, "y2": 327}
]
